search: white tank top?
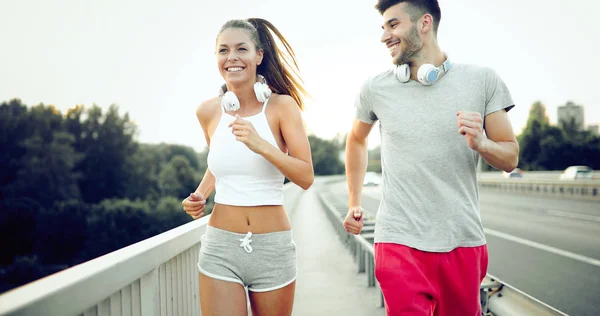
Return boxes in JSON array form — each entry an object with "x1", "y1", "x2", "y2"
[{"x1": 207, "y1": 98, "x2": 285, "y2": 206}]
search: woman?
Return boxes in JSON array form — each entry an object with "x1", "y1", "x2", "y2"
[{"x1": 181, "y1": 18, "x2": 313, "y2": 316}]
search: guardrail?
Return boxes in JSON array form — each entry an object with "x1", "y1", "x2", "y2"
[
  {"x1": 478, "y1": 178, "x2": 600, "y2": 200},
  {"x1": 0, "y1": 183, "x2": 305, "y2": 316},
  {"x1": 0, "y1": 216, "x2": 210, "y2": 316},
  {"x1": 316, "y1": 186, "x2": 568, "y2": 316}
]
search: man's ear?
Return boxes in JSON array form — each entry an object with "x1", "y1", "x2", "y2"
[{"x1": 420, "y1": 13, "x2": 434, "y2": 33}]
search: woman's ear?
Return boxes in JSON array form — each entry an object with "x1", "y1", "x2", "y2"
[{"x1": 257, "y1": 49, "x2": 264, "y2": 66}]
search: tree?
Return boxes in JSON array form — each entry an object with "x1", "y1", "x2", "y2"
[
  {"x1": 158, "y1": 155, "x2": 198, "y2": 199},
  {"x1": 516, "y1": 101, "x2": 600, "y2": 171},
  {"x1": 6, "y1": 132, "x2": 82, "y2": 207},
  {"x1": 308, "y1": 135, "x2": 344, "y2": 175},
  {"x1": 73, "y1": 104, "x2": 138, "y2": 203},
  {"x1": 0, "y1": 198, "x2": 43, "y2": 264},
  {"x1": 0, "y1": 100, "x2": 38, "y2": 195},
  {"x1": 517, "y1": 101, "x2": 552, "y2": 170},
  {"x1": 36, "y1": 200, "x2": 88, "y2": 264}
]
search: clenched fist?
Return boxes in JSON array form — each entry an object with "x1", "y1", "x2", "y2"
[
  {"x1": 182, "y1": 192, "x2": 206, "y2": 220},
  {"x1": 343, "y1": 206, "x2": 364, "y2": 235},
  {"x1": 457, "y1": 110, "x2": 486, "y2": 152}
]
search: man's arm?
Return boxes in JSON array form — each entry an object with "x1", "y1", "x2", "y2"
[
  {"x1": 346, "y1": 119, "x2": 375, "y2": 208},
  {"x1": 457, "y1": 109, "x2": 519, "y2": 172},
  {"x1": 343, "y1": 119, "x2": 374, "y2": 235},
  {"x1": 480, "y1": 110, "x2": 519, "y2": 172}
]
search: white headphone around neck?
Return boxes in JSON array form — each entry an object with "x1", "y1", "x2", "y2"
[
  {"x1": 218, "y1": 75, "x2": 272, "y2": 112},
  {"x1": 394, "y1": 58, "x2": 453, "y2": 85}
]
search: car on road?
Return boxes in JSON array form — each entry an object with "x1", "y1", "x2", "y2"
[
  {"x1": 363, "y1": 172, "x2": 381, "y2": 186},
  {"x1": 559, "y1": 165, "x2": 593, "y2": 180},
  {"x1": 503, "y1": 168, "x2": 523, "y2": 179}
]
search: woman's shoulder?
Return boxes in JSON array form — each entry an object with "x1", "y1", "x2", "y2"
[
  {"x1": 196, "y1": 97, "x2": 221, "y2": 122},
  {"x1": 268, "y1": 93, "x2": 301, "y2": 115}
]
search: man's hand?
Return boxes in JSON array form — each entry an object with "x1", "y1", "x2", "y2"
[
  {"x1": 457, "y1": 110, "x2": 487, "y2": 152},
  {"x1": 182, "y1": 192, "x2": 206, "y2": 220},
  {"x1": 343, "y1": 206, "x2": 364, "y2": 235}
]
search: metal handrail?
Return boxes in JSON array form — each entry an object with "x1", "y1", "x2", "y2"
[{"x1": 317, "y1": 187, "x2": 569, "y2": 316}]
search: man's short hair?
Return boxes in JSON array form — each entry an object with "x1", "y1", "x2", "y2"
[{"x1": 375, "y1": 0, "x2": 441, "y2": 33}]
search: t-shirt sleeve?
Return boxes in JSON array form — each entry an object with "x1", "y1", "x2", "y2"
[
  {"x1": 354, "y1": 78, "x2": 378, "y2": 124},
  {"x1": 484, "y1": 68, "x2": 515, "y2": 116}
]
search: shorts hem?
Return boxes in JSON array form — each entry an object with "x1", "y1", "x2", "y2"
[
  {"x1": 247, "y1": 272, "x2": 298, "y2": 293},
  {"x1": 197, "y1": 263, "x2": 244, "y2": 287}
]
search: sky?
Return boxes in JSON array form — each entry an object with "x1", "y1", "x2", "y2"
[{"x1": 1, "y1": 0, "x2": 598, "y2": 151}]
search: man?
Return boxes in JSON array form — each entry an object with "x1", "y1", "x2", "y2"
[{"x1": 343, "y1": 0, "x2": 519, "y2": 315}]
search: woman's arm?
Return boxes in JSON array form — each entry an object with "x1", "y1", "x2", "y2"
[
  {"x1": 182, "y1": 98, "x2": 219, "y2": 219},
  {"x1": 229, "y1": 95, "x2": 314, "y2": 189},
  {"x1": 260, "y1": 95, "x2": 314, "y2": 189}
]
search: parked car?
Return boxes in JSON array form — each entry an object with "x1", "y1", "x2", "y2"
[
  {"x1": 559, "y1": 166, "x2": 593, "y2": 180},
  {"x1": 503, "y1": 168, "x2": 523, "y2": 179},
  {"x1": 363, "y1": 172, "x2": 381, "y2": 186}
]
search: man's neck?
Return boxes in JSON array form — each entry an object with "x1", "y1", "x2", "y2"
[{"x1": 409, "y1": 45, "x2": 446, "y2": 81}]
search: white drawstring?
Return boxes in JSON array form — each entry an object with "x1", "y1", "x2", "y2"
[{"x1": 239, "y1": 232, "x2": 253, "y2": 253}]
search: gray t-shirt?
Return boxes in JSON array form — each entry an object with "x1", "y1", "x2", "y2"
[{"x1": 355, "y1": 63, "x2": 514, "y2": 252}]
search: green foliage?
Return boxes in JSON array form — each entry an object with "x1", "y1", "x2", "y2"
[
  {"x1": 0, "y1": 198, "x2": 43, "y2": 264},
  {"x1": 158, "y1": 155, "x2": 198, "y2": 199},
  {"x1": 367, "y1": 147, "x2": 382, "y2": 173},
  {"x1": 0, "y1": 99, "x2": 205, "y2": 292},
  {"x1": 36, "y1": 200, "x2": 88, "y2": 264},
  {"x1": 71, "y1": 104, "x2": 139, "y2": 203},
  {"x1": 5, "y1": 132, "x2": 82, "y2": 207},
  {"x1": 308, "y1": 135, "x2": 344, "y2": 175},
  {"x1": 516, "y1": 101, "x2": 600, "y2": 171},
  {"x1": 156, "y1": 196, "x2": 194, "y2": 227}
]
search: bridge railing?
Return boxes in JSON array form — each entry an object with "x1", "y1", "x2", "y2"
[
  {"x1": 0, "y1": 216, "x2": 209, "y2": 316},
  {"x1": 477, "y1": 178, "x2": 600, "y2": 200},
  {"x1": 317, "y1": 189, "x2": 569, "y2": 316}
]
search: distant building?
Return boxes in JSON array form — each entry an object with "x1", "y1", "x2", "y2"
[
  {"x1": 589, "y1": 124, "x2": 599, "y2": 135},
  {"x1": 557, "y1": 101, "x2": 584, "y2": 131}
]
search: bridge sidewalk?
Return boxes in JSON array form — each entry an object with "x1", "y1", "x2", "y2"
[{"x1": 285, "y1": 181, "x2": 385, "y2": 316}]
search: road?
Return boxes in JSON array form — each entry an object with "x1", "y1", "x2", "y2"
[{"x1": 326, "y1": 181, "x2": 600, "y2": 316}]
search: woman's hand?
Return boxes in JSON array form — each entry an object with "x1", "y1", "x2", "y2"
[
  {"x1": 229, "y1": 114, "x2": 268, "y2": 153},
  {"x1": 182, "y1": 192, "x2": 206, "y2": 220}
]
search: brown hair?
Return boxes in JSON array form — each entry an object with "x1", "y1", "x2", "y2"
[
  {"x1": 375, "y1": 0, "x2": 441, "y2": 34},
  {"x1": 218, "y1": 18, "x2": 308, "y2": 110}
]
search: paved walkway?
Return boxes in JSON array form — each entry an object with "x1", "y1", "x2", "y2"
[{"x1": 285, "y1": 180, "x2": 385, "y2": 316}]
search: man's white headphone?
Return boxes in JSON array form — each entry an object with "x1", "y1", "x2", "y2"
[
  {"x1": 219, "y1": 74, "x2": 272, "y2": 112},
  {"x1": 394, "y1": 58, "x2": 452, "y2": 85}
]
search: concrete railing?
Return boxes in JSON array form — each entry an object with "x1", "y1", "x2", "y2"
[
  {"x1": 478, "y1": 178, "x2": 600, "y2": 200},
  {"x1": 0, "y1": 183, "x2": 305, "y2": 316},
  {"x1": 0, "y1": 216, "x2": 209, "y2": 316},
  {"x1": 316, "y1": 188, "x2": 568, "y2": 316}
]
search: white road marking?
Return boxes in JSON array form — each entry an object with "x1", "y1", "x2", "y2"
[
  {"x1": 546, "y1": 209, "x2": 600, "y2": 222},
  {"x1": 484, "y1": 228, "x2": 600, "y2": 267}
]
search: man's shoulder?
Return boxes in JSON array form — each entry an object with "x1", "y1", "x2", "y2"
[
  {"x1": 361, "y1": 68, "x2": 396, "y2": 89},
  {"x1": 451, "y1": 62, "x2": 499, "y2": 78}
]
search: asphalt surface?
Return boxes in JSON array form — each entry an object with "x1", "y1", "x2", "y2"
[{"x1": 326, "y1": 181, "x2": 600, "y2": 316}]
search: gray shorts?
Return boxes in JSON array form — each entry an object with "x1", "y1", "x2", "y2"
[{"x1": 197, "y1": 225, "x2": 297, "y2": 292}]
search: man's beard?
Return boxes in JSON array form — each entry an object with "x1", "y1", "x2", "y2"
[{"x1": 393, "y1": 25, "x2": 423, "y2": 66}]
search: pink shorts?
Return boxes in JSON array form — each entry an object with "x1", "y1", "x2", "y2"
[{"x1": 374, "y1": 243, "x2": 488, "y2": 316}]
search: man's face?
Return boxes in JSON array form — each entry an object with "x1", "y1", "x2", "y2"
[{"x1": 380, "y1": 3, "x2": 423, "y2": 65}]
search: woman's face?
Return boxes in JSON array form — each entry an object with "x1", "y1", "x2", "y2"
[{"x1": 216, "y1": 28, "x2": 263, "y2": 86}]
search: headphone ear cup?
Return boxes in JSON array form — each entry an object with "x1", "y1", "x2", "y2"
[
  {"x1": 395, "y1": 64, "x2": 411, "y2": 83},
  {"x1": 221, "y1": 91, "x2": 240, "y2": 111},
  {"x1": 417, "y1": 64, "x2": 439, "y2": 85},
  {"x1": 254, "y1": 81, "x2": 272, "y2": 102}
]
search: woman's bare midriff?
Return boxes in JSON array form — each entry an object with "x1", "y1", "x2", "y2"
[{"x1": 208, "y1": 203, "x2": 291, "y2": 234}]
